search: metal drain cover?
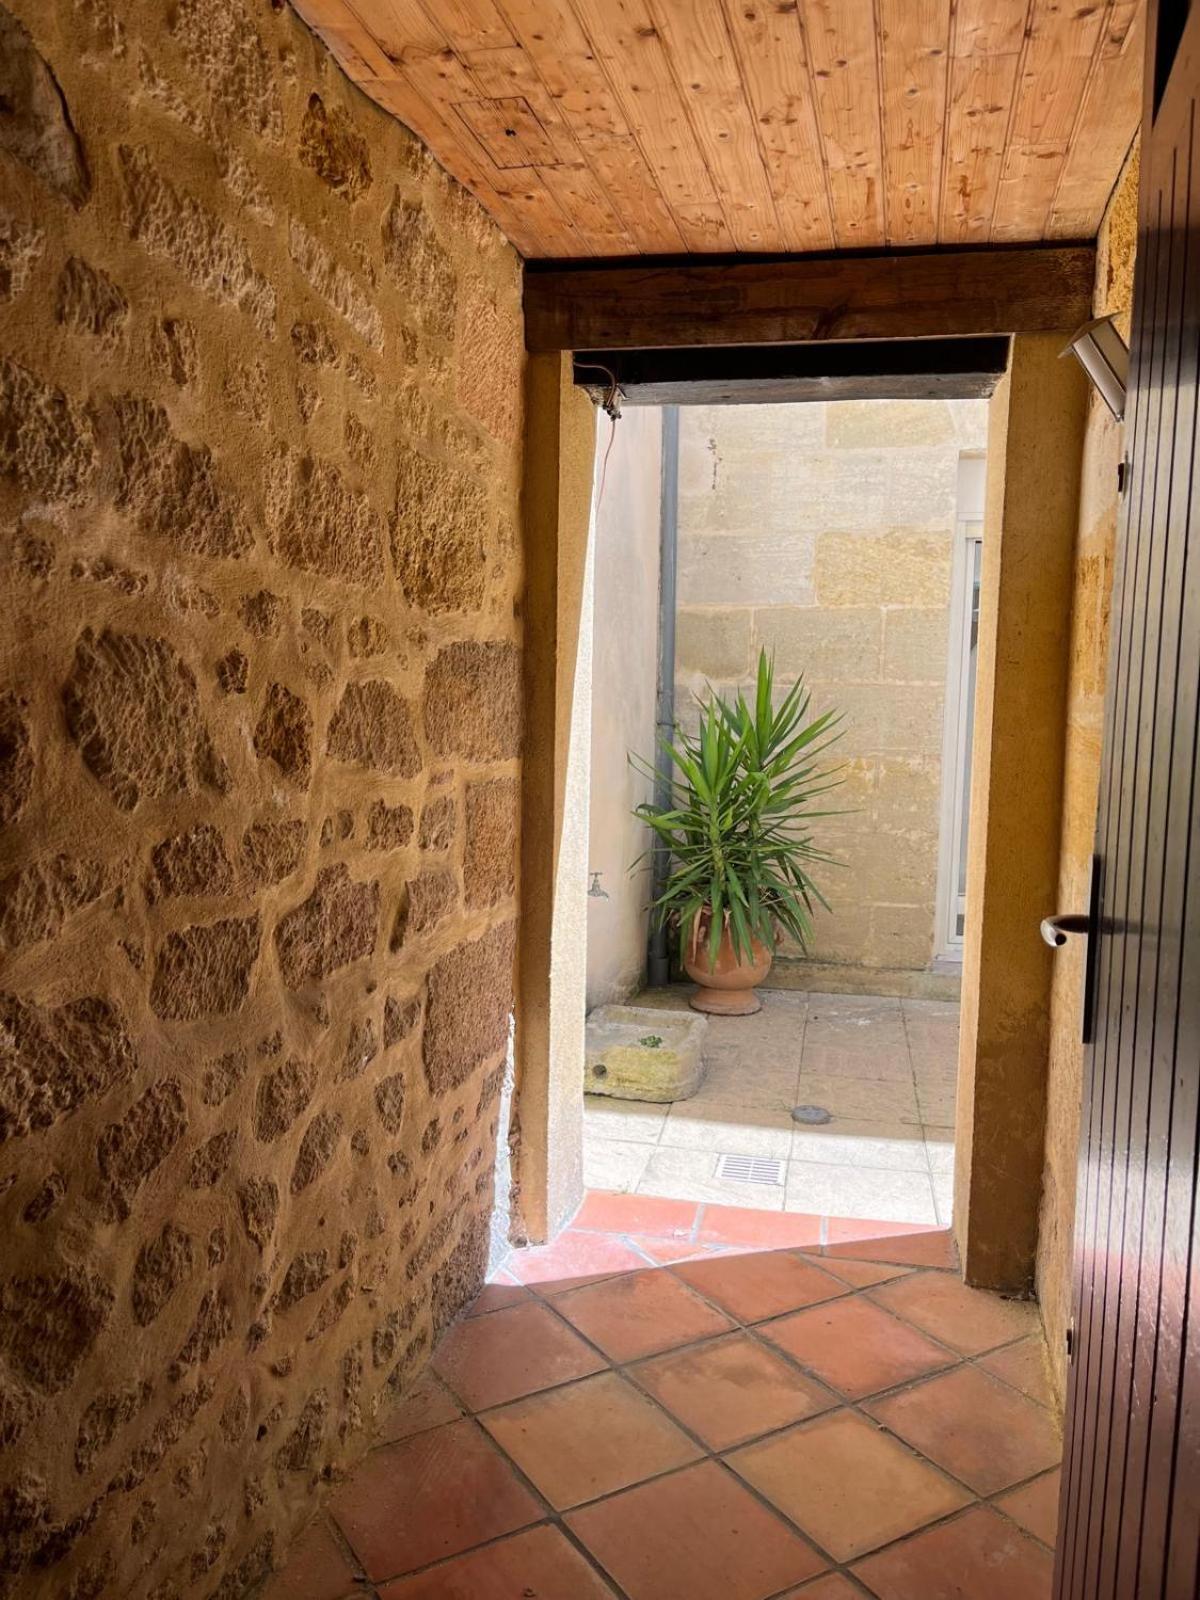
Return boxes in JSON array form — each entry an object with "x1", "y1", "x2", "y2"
[
  {"x1": 716, "y1": 1154, "x2": 785, "y2": 1185},
  {"x1": 791, "y1": 1104, "x2": 832, "y2": 1125}
]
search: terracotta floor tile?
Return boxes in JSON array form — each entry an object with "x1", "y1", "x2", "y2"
[
  {"x1": 760, "y1": 1296, "x2": 955, "y2": 1399},
  {"x1": 554, "y1": 1268, "x2": 734, "y2": 1361},
  {"x1": 378, "y1": 1524, "x2": 614, "y2": 1599},
  {"x1": 431, "y1": 1300, "x2": 606, "y2": 1411},
  {"x1": 868, "y1": 1272, "x2": 1039, "y2": 1355},
  {"x1": 566, "y1": 1460, "x2": 826, "y2": 1600},
  {"x1": 728, "y1": 1411, "x2": 971, "y2": 1562},
  {"x1": 823, "y1": 1224, "x2": 954, "y2": 1267},
  {"x1": 507, "y1": 1230, "x2": 649, "y2": 1293},
  {"x1": 799, "y1": 1254, "x2": 912, "y2": 1289},
  {"x1": 866, "y1": 1366, "x2": 1062, "y2": 1495},
  {"x1": 329, "y1": 1420, "x2": 542, "y2": 1581},
  {"x1": 979, "y1": 1336, "x2": 1059, "y2": 1409},
  {"x1": 671, "y1": 1250, "x2": 848, "y2": 1323},
  {"x1": 696, "y1": 1205, "x2": 824, "y2": 1250},
  {"x1": 377, "y1": 1369, "x2": 463, "y2": 1444},
  {"x1": 261, "y1": 1517, "x2": 359, "y2": 1600},
  {"x1": 635, "y1": 1331, "x2": 835, "y2": 1449},
  {"x1": 997, "y1": 1468, "x2": 1061, "y2": 1546},
  {"x1": 481, "y1": 1370, "x2": 701, "y2": 1508},
  {"x1": 628, "y1": 1234, "x2": 729, "y2": 1265},
  {"x1": 776, "y1": 1578, "x2": 868, "y2": 1599},
  {"x1": 575, "y1": 1190, "x2": 698, "y2": 1239},
  {"x1": 852, "y1": 1505, "x2": 1055, "y2": 1599},
  {"x1": 467, "y1": 1280, "x2": 532, "y2": 1316}
]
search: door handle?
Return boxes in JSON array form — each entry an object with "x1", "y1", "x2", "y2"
[
  {"x1": 1040, "y1": 913, "x2": 1091, "y2": 947},
  {"x1": 1039, "y1": 855, "x2": 1104, "y2": 1045}
]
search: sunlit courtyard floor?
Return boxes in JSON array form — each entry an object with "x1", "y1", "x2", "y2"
[{"x1": 584, "y1": 988, "x2": 958, "y2": 1228}]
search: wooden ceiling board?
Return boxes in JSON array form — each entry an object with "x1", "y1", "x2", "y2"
[
  {"x1": 878, "y1": 0, "x2": 953, "y2": 246},
  {"x1": 461, "y1": 45, "x2": 636, "y2": 252},
  {"x1": 940, "y1": 52, "x2": 1021, "y2": 244},
  {"x1": 718, "y1": 0, "x2": 835, "y2": 252},
  {"x1": 800, "y1": 0, "x2": 887, "y2": 248},
  {"x1": 644, "y1": 0, "x2": 783, "y2": 251},
  {"x1": 1048, "y1": 1, "x2": 1145, "y2": 236},
  {"x1": 494, "y1": 0, "x2": 689, "y2": 250},
  {"x1": 432, "y1": 0, "x2": 517, "y2": 51},
  {"x1": 291, "y1": 0, "x2": 1146, "y2": 260},
  {"x1": 382, "y1": 21, "x2": 583, "y2": 250},
  {"x1": 567, "y1": 0, "x2": 735, "y2": 249},
  {"x1": 990, "y1": 0, "x2": 1105, "y2": 240},
  {"x1": 454, "y1": 94, "x2": 560, "y2": 167}
]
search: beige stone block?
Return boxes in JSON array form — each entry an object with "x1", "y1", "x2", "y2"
[
  {"x1": 800, "y1": 896, "x2": 873, "y2": 965},
  {"x1": 875, "y1": 757, "x2": 942, "y2": 827},
  {"x1": 755, "y1": 606, "x2": 882, "y2": 681},
  {"x1": 814, "y1": 531, "x2": 953, "y2": 608},
  {"x1": 675, "y1": 607, "x2": 753, "y2": 678},
  {"x1": 826, "y1": 399, "x2": 957, "y2": 449},
  {"x1": 883, "y1": 608, "x2": 951, "y2": 683},
  {"x1": 678, "y1": 529, "x2": 816, "y2": 606},
  {"x1": 880, "y1": 454, "x2": 961, "y2": 527},
  {"x1": 672, "y1": 674, "x2": 761, "y2": 737},
  {"x1": 679, "y1": 404, "x2": 835, "y2": 512},
  {"x1": 680, "y1": 449, "x2": 895, "y2": 537},
  {"x1": 810, "y1": 682, "x2": 945, "y2": 757},
  {"x1": 846, "y1": 827, "x2": 939, "y2": 906},
  {"x1": 678, "y1": 415, "x2": 719, "y2": 500},
  {"x1": 814, "y1": 756, "x2": 875, "y2": 834},
  {"x1": 737, "y1": 403, "x2": 829, "y2": 450},
  {"x1": 951, "y1": 399, "x2": 990, "y2": 447},
  {"x1": 869, "y1": 904, "x2": 936, "y2": 970},
  {"x1": 670, "y1": 682, "x2": 705, "y2": 740}
]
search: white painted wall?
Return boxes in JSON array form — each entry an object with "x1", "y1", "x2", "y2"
[{"x1": 586, "y1": 406, "x2": 663, "y2": 1008}]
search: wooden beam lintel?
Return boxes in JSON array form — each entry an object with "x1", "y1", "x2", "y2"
[{"x1": 524, "y1": 244, "x2": 1096, "y2": 352}]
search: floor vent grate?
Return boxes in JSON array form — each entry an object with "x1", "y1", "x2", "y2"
[{"x1": 716, "y1": 1154, "x2": 785, "y2": 1186}]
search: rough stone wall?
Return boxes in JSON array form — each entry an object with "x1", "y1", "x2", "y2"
[
  {"x1": 1037, "y1": 137, "x2": 1139, "y2": 1402},
  {"x1": 675, "y1": 399, "x2": 987, "y2": 975},
  {"x1": 0, "y1": 1, "x2": 525, "y2": 1595}
]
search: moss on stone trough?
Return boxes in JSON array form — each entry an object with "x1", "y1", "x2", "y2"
[{"x1": 584, "y1": 1006, "x2": 707, "y2": 1102}]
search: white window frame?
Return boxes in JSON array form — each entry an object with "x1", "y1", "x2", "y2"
[{"x1": 935, "y1": 455, "x2": 986, "y2": 961}]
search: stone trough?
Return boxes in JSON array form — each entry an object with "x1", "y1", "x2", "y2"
[{"x1": 584, "y1": 1005, "x2": 708, "y2": 1102}]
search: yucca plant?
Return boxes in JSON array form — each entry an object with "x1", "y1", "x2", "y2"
[{"x1": 632, "y1": 650, "x2": 843, "y2": 972}]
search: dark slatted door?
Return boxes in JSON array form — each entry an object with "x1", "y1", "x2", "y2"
[{"x1": 1056, "y1": 3, "x2": 1200, "y2": 1596}]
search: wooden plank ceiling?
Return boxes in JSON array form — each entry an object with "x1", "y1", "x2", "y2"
[{"x1": 290, "y1": 0, "x2": 1144, "y2": 261}]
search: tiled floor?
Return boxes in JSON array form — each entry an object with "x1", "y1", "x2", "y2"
[
  {"x1": 585, "y1": 988, "x2": 959, "y2": 1226},
  {"x1": 268, "y1": 1196, "x2": 1060, "y2": 1600}
]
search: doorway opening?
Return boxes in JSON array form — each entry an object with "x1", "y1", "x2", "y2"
[{"x1": 583, "y1": 395, "x2": 987, "y2": 1233}]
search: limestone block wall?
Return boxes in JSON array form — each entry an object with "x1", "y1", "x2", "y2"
[
  {"x1": 675, "y1": 400, "x2": 987, "y2": 973},
  {"x1": 0, "y1": 2, "x2": 524, "y2": 1595},
  {"x1": 1037, "y1": 138, "x2": 1139, "y2": 1400}
]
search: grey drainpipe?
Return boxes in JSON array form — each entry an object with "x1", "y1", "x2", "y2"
[{"x1": 648, "y1": 406, "x2": 679, "y2": 988}]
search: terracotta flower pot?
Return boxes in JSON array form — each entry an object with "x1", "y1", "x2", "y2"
[{"x1": 683, "y1": 913, "x2": 774, "y2": 1016}]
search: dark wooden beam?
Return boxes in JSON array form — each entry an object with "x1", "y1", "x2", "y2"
[
  {"x1": 573, "y1": 336, "x2": 1010, "y2": 406},
  {"x1": 525, "y1": 245, "x2": 1095, "y2": 353}
]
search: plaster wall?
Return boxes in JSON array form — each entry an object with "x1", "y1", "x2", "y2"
[
  {"x1": 585, "y1": 408, "x2": 663, "y2": 1009},
  {"x1": 0, "y1": 3, "x2": 525, "y2": 1595},
  {"x1": 515, "y1": 353, "x2": 595, "y2": 1244},
  {"x1": 953, "y1": 336, "x2": 1089, "y2": 1291},
  {"x1": 1037, "y1": 139, "x2": 1140, "y2": 1398},
  {"x1": 675, "y1": 400, "x2": 987, "y2": 978}
]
